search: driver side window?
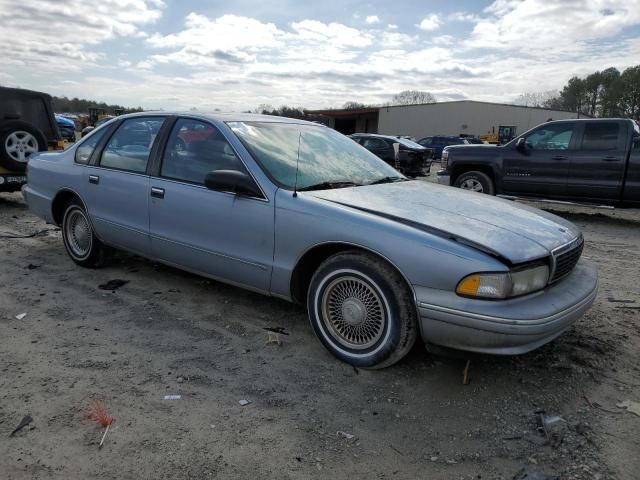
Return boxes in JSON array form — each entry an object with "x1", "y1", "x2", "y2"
[
  {"x1": 525, "y1": 124, "x2": 575, "y2": 150},
  {"x1": 161, "y1": 119, "x2": 245, "y2": 185}
]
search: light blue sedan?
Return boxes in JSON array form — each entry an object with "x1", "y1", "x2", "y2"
[{"x1": 24, "y1": 113, "x2": 598, "y2": 368}]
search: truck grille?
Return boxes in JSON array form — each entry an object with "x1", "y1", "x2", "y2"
[{"x1": 550, "y1": 236, "x2": 584, "y2": 283}]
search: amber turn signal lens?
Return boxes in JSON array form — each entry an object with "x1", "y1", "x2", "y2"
[{"x1": 456, "y1": 275, "x2": 481, "y2": 296}]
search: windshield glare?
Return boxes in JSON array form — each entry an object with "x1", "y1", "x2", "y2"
[{"x1": 228, "y1": 122, "x2": 401, "y2": 189}]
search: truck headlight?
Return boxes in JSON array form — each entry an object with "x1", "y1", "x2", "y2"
[
  {"x1": 441, "y1": 150, "x2": 449, "y2": 169},
  {"x1": 456, "y1": 265, "x2": 549, "y2": 299}
]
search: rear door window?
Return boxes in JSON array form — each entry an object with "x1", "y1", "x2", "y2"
[
  {"x1": 99, "y1": 117, "x2": 165, "y2": 173},
  {"x1": 75, "y1": 127, "x2": 108, "y2": 164},
  {"x1": 581, "y1": 122, "x2": 620, "y2": 151},
  {"x1": 362, "y1": 138, "x2": 388, "y2": 150},
  {"x1": 160, "y1": 118, "x2": 246, "y2": 185}
]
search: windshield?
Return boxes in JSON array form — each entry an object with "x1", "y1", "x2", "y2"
[
  {"x1": 228, "y1": 122, "x2": 401, "y2": 190},
  {"x1": 395, "y1": 137, "x2": 425, "y2": 149}
]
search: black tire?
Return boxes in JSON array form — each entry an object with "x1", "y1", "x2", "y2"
[
  {"x1": 61, "y1": 200, "x2": 106, "y2": 268},
  {"x1": 307, "y1": 251, "x2": 417, "y2": 369},
  {"x1": 454, "y1": 171, "x2": 495, "y2": 195},
  {"x1": 0, "y1": 121, "x2": 47, "y2": 172}
]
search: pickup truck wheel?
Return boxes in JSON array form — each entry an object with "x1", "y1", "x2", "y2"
[
  {"x1": 61, "y1": 200, "x2": 106, "y2": 268},
  {"x1": 454, "y1": 171, "x2": 495, "y2": 195},
  {"x1": 307, "y1": 251, "x2": 417, "y2": 369}
]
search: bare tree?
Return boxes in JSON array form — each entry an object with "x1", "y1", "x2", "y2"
[
  {"x1": 513, "y1": 90, "x2": 560, "y2": 108},
  {"x1": 342, "y1": 101, "x2": 368, "y2": 110},
  {"x1": 390, "y1": 90, "x2": 436, "y2": 106}
]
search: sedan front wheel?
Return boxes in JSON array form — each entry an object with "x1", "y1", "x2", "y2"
[{"x1": 307, "y1": 251, "x2": 417, "y2": 368}]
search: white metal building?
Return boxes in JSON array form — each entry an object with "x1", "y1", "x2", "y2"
[
  {"x1": 308, "y1": 100, "x2": 588, "y2": 139},
  {"x1": 377, "y1": 100, "x2": 587, "y2": 139}
]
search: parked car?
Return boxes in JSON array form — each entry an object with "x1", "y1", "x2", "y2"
[
  {"x1": 437, "y1": 119, "x2": 640, "y2": 206},
  {"x1": 81, "y1": 116, "x2": 115, "y2": 138},
  {"x1": 24, "y1": 113, "x2": 597, "y2": 368},
  {"x1": 56, "y1": 114, "x2": 76, "y2": 142},
  {"x1": 350, "y1": 133, "x2": 432, "y2": 177},
  {"x1": 418, "y1": 135, "x2": 469, "y2": 160},
  {"x1": 0, "y1": 87, "x2": 64, "y2": 191}
]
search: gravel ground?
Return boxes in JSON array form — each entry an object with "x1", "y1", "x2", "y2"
[{"x1": 1, "y1": 185, "x2": 639, "y2": 480}]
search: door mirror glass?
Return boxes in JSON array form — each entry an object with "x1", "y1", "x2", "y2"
[{"x1": 204, "y1": 169, "x2": 261, "y2": 197}]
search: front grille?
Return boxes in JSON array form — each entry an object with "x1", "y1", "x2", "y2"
[{"x1": 550, "y1": 237, "x2": 584, "y2": 283}]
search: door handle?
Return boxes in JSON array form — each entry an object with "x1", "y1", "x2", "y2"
[
  {"x1": 551, "y1": 155, "x2": 568, "y2": 161},
  {"x1": 88, "y1": 175, "x2": 100, "y2": 184},
  {"x1": 603, "y1": 156, "x2": 619, "y2": 162},
  {"x1": 150, "y1": 187, "x2": 165, "y2": 199}
]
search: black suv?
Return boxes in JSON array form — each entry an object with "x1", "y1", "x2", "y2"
[
  {"x1": 1, "y1": 87, "x2": 64, "y2": 191},
  {"x1": 350, "y1": 133, "x2": 432, "y2": 177}
]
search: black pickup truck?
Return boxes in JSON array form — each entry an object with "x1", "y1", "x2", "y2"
[{"x1": 437, "y1": 118, "x2": 640, "y2": 206}]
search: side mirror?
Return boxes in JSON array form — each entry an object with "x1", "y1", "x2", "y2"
[
  {"x1": 204, "y1": 170, "x2": 262, "y2": 198},
  {"x1": 515, "y1": 137, "x2": 526, "y2": 151}
]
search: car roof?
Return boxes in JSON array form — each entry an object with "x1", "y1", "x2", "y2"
[
  {"x1": 115, "y1": 111, "x2": 320, "y2": 126},
  {"x1": 350, "y1": 133, "x2": 400, "y2": 141}
]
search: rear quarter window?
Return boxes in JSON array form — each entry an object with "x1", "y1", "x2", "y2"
[{"x1": 75, "y1": 128, "x2": 109, "y2": 164}]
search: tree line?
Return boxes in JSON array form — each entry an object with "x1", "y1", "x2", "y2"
[
  {"x1": 51, "y1": 96, "x2": 143, "y2": 115},
  {"x1": 253, "y1": 90, "x2": 437, "y2": 120},
  {"x1": 515, "y1": 65, "x2": 640, "y2": 119}
]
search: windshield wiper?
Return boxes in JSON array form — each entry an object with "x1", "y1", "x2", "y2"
[
  {"x1": 297, "y1": 181, "x2": 360, "y2": 192},
  {"x1": 367, "y1": 176, "x2": 408, "y2": 185}
]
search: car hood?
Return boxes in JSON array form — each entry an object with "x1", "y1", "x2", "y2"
[{"x1": 305, "y1": 181, "x2": 580, "y2": 264}]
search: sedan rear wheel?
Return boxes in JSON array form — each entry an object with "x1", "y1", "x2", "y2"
[
  {"x1": 308, "y1": 251, "x2": 417, "y2": 368},
  {"x1": 61, "y1": 200, "x2": 106, "y2": 267}
]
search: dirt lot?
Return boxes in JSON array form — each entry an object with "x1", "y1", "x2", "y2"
[{"x1": 1, "y1": 186, "x2": 639, "y2": 480}]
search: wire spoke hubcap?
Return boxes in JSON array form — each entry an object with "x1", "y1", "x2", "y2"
[
  {"x1": 321, "y1": 276, "x2": 386, "y2": 350},
  {"x1": 5, "y1": 131, "x2": 38, "y2": 163},
  {"x1": 65, "y1": 210, "x2": 92, "y2": 257}
]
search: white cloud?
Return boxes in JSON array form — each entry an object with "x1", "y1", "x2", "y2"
[
  {"x1": 467, "y1": 0, "x2": 640, "y2": 50},
  {"x1": 290, "y1": 20, "x2": 372, "y2": 48},
  {"x1": 448, "y1": 11, "x2": 480, "y2": 22},
  {"x1": 417, "y1": 14, "x2": 442, "y2": 31},
  {"x1": 365, "y1": 15, "x2": 380, "y2": 24},
  {"x1": 431, "y1": 35, "x2": 455, "y2": 46},
  {"x1": 0, "y1": 0, "x2": 164, "y2": 71},
  {"x1": 387, "y1": 23, "x2": 398, "y2": 29}
]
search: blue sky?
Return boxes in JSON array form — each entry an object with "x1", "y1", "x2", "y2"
[{"x1": 1, "y1": 0, "x2": 639, "y2": 111}]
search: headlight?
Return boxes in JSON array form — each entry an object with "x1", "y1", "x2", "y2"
[
  {"x1": 456, "y1": 265, "x2": 549, "y2": 299},
  {"x1": 441, "y1": 150, "x2": 449, "y2": 169}
]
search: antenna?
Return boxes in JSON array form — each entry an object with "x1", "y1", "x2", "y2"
[{"x1": 293, "y1": 131, "x2": 302, "y2": 197}]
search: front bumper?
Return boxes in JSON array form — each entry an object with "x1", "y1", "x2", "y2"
[
  {"x1": 436, "y1": 171, "x2": 450, "y2": 185},
  {"x1": 414, "y1": 260, "x2": 598, "y2": 355}
]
